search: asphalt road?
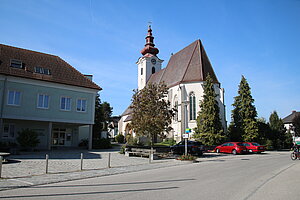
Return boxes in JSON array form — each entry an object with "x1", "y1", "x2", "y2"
[{"x1": 1, "y1": 152, "x2": 299, "y2": 200}]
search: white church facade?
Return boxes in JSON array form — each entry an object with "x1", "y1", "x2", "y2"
[{"x1": 118, "y1": 26, "x2": 226, "y2": 142}]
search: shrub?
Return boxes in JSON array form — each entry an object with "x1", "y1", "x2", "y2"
[
  {"x1": 115, "y1": 134, "x2": 125, "y2": 143},
  {"x1": 119, "y1": 144, "x2": 126, "y2": 154},
  {"x1": 93, "y1": 138, "x2": 112, "y2": 149},
  {"x1": 177, "y1": 154, "x2": 196, "y2": 161},
  {"x1": 161, "y1": 138, "x2": 176, "y2": 146},
  {"x1": 265, "y1": 139, "x2": 274, "y2": 150},
  {"x1": 16, "y1": 129, "x2": 40, "y2": 150},
  {"x1": 78, "y1": 138, "x2": 89, "y2": 147}
]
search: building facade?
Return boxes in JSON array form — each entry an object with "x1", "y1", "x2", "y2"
[
  {"x1": 119, "y1": 26, "x2": 226, "y2": 142},
  {"x1": 0, "y1": 44, "x2": 101, "y2": 150}
]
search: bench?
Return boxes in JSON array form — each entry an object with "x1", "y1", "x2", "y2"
[
  {"x1": 125, "y1": 146, "x2": 172, "y2": 160},
  {"x1": 125, "y1": 148, "x2": 156, "y2": 158},
  {"x1": 0, "y1": 152, "x2": 10, "y2": 162}
]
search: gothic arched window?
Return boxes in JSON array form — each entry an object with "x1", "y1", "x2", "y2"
[
  {"x1": 152, "y1": 67, "x2": 155, "y2": 74},
  {"x1": 189, "y1": 92, "x2": 196, "y2": 120},
  {"x1": 174, "y1": 95, "x2": 178, "y2": 122}
]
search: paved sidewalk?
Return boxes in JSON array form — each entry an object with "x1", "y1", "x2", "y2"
[{"x1": 0, "y1": 150, "x2": 289, "y2": 191}]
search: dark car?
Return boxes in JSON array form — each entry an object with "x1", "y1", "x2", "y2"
[
  {"x1": 242, "y1": 142, "x2": 265, "y2": 153},
  {"x1": 214, "y1": 142, "x2": 248, "y2": 155},
  {"x1": 170, "y1": 140, "x2": 205, "y2": 156}
]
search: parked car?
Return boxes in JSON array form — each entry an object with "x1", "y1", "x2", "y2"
[
  {"x1": 242, "y1": 142, "x2": 265, "y2": 153},
  {"x1": 214, "y1": 142, "x2": 248, "y2": 155},
  {"x1": 170, "y1": 140, "x2": 205, "y2": 156}
]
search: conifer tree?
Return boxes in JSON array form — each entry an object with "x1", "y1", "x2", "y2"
[
  {"x1": 194, "y1": 74, "x2": 224, "y2": 145},
  {"x1": 130, "y1": 82, "x2": 175, "y2": 146},
  {"x1": 269, "y1": 111, "x2": 290, "y2": 149},
  {"x1": 292, "y1": 114, "x2": 300, "y2": 137},
  {"x1": 229, "y1": 76, "x2": 259, "y2": 141},
  {"x1": 93, "y1": 94, "x2": 113, "y2": 139}
]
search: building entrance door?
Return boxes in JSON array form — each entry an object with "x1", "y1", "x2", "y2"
[{"x1": 52, "y1": 128, "x2": 72, "y2": 146}]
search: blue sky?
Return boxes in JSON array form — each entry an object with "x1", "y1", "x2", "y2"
[{"x1": 1, "y1": 0, "x2": 299, "y2": 123}]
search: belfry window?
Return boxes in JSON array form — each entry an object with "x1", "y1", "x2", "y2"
[
  {"x1": 152, "y1": 67, "x2": 155, "y2": 74},
  {"x1": 189, "y1": 92, "x2": 196, "y2": 120}
]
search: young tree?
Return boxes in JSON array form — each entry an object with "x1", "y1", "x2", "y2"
[
  {"x1": 228, "y1": 75, "x2": 259, "y2": 142},
  {"x1": 292, "y1": 114, "x2": 300, "y2": 137},
  {"x1": 93, "y1": 93, "x2": 113, "y2": 139},
  {"x1": 194, "y1": 74, "x2": 224, "y2": 145},
  {"x1": 130, "y1": 82, "x2": 175, "y2": 146}
]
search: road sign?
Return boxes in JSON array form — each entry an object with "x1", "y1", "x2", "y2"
[
  {"x1": 185, "y1": 128, "x2": 191, "y2": 133},
  {"x1": 183, "y1": 134, "x2": 189, "y2": 139}
]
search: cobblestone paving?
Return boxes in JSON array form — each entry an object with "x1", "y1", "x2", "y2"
[{"x1": 1, "y1": 149, "x2": 155, "y2": 178}]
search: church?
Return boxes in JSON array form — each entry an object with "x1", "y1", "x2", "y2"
[{"x1": 118, "y1": 26, "x2": 226, "y2": 142}]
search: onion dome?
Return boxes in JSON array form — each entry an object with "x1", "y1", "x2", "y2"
[{"x1": 140, "y1": 25, "x2": 159, "y2": 56}]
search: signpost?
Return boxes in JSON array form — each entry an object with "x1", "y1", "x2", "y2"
[{"x1": 184, "y1": 128, "x2": 191, "y2": 155}]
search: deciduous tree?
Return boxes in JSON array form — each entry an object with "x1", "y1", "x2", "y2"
[{"x1": 130, "y1": 82, "x2": 175, "y2": 146}]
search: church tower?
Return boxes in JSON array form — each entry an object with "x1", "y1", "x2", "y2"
[{"x1": 137, "y1": 25, "x2": 163, "y2": 90}]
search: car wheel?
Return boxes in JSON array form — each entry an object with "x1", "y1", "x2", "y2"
[
  {"x1": 216, "y1": 148, "x2": 220, "y2": 153},
  {"x1": 232, "y1": 149, "x2": 237, "y2": 155}
]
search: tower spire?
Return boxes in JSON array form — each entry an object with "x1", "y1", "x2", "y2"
[{"x1": 141, "y1": 25, "x2": 159, "y2": 56}]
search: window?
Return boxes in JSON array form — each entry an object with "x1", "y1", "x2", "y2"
[
  {"x1": 77, "y1": 99, "x2": 87, "y2": 112},
  {"x1": 10, "y1": 59, "x2": 23, "y2": 69},
  {"x1": 34, "y1": 67, "x2": 51, "y2": 75},
  {"x1": 8, "y1": 90, "x2": 21, "y2": 105},
  {"x1": 152, "y1": 67, "x2": 155, "y2": 74},
  {"x1": 173, "y1": 95, "x2": 178, "y2": 122},
  {"x1": 174, "y1": 101, "x2": 178, "y2": 121},
  {"x1": 3, "y1": 124, "x2": 15, "y2": 138},
  {"x1": 189, "y1": 92, "x2": 196, "y2": 120},
  {"x1": 60, "y1": 97, "x2": 71, "y2": 111},
  {"x1": 141, "y1": 68, "x2": 143, "y2": 75},
  {"x1": 37, "y1": 94, "x2": 49, "y2": 109}
]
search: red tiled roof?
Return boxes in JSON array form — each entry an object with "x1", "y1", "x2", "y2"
[
  {"x1": 148, "y1": 40, "x2": 219, "y2": 87},
  {"x1": 0, "y1": 44, "x2": 101, "y2": 90}
]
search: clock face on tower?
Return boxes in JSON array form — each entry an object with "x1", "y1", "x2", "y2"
[{"x1": 151, "y1": 58, "x2": 156, "y2": 65}]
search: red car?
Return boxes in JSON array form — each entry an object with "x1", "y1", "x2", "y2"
[
  {"x1": 215, "y1": 142, "x2": 248, "y2": 155},
  {"x1": 242, "y1": 142, "x2": 265, "y2": 153}
]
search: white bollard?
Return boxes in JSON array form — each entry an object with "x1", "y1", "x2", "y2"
[{"x1": 80, "y1": 153, "x2": 83, "y2": 171}]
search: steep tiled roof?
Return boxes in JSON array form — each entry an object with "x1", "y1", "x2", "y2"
[
  {"x1": 283, "y1": 111, "x2": 300, "y2": 124},
  {"x1": 121, "y1": 105, "x2": 133, "y2": 116},
  {"x1": 148, "y1": 40, "x2": 218, "y2": 87},
  {"x1": 0, "y1": 44, "x2": 101, "y2": 90}
]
